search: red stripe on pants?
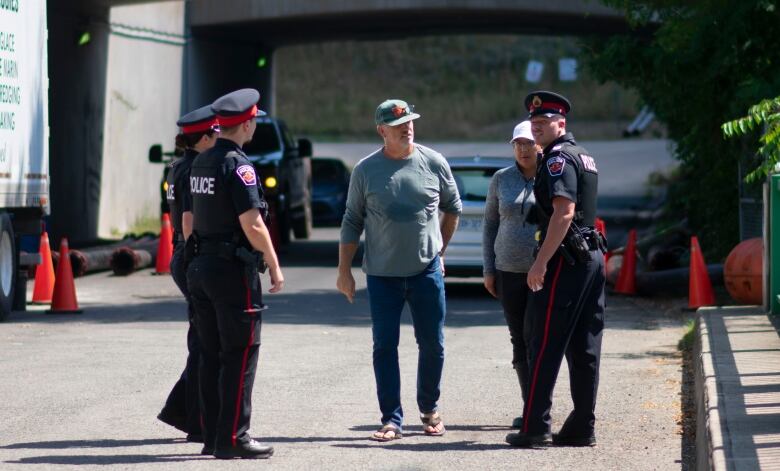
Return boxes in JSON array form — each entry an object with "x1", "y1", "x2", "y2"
[
  {"x1": 231, "y1": 279, "x2": 255, "y2": 446},
  {"x1": 522, "y1": 256, "x2": 564, "y2": 433}
]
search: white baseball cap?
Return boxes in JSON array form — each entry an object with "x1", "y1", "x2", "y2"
[{"x1": 510, "y1": 120, "x2": 534, "y2": 143}]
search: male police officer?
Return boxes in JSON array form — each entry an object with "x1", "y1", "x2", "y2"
[
  {"x1": 505, "y1": 91, "x2": 606, "y2": 448},
  {"x1": 157, "y1": 105, "x2": 218, "y2": 441},
  {"x1": 187, "y1": 88, "x2": 283, "y2": 459}
]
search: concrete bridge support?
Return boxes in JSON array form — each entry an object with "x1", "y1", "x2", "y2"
[{"x1": 47, "y1": 1, "x2": 110, "y2": 244}]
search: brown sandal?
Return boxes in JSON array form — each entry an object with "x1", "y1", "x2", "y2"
[
  {"x1": 370, "y1": 424, "x2": 403, "y2": 442},
  {"x1": 421, "y1": 412, "x2": 446, "y2": 436}
]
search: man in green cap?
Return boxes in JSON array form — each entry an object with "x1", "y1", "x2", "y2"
[{"x1": 337, "y1": 99, "x2": 461, "y2": 442}]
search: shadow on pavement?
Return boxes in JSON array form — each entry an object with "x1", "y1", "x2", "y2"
[
  {"x1": 331, "y1": 441, "x2": 519, "y2": 452},
  {"x1": 2, "y1": 438, "x2": 180, "y2": 449},
  {"x1": 4, "y1": 287, "x2": 508, "y2": 329},
  {"x1": 260, "y1": 435, "x2": 368, "y2": 443},
  {"x1": 6, "y1": 287, "x2": 689, "y2": 333},
  {"x1": 350, "y1": 424, "x2": 512, "y2": 433},
  {"x1": 5, "y1": 453, "x2": 203, "y2": 465},
  {"x1": 5, "y1": 232, "x2": 690, "y2": 334}
]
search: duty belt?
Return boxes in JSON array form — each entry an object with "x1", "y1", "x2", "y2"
[
  {"x1": 534, "y1": 227, "x2": 605, "y2": 265},
  {"x1": 193, "y1": 239, "x2": 238, "y2": 259},
  {"x1": 537, "y1": 228, "x2": 600, "y2": 250}
]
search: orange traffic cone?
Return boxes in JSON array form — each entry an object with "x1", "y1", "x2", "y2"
[
  {"x1": 595, "y1": 218, "x2": 607, "y2": 239},
  {"x1": 154, "y1": 213, "x2": 173, "y2": 275},
  {"x1": 614, "y1": 229, "x2": 637, "y2": 295},
  {"x1": 31, "y1": 230, "x2": 55, "y2": 304},
  {"x1": 46, "y1": 238, "x2": 82, "y2": 314},
  {"x1": 689, "y1": 236, "x2": 715, "y2": 309}
]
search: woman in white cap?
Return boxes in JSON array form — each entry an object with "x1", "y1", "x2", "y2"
[{"x1": 482, "y1": 120, "x2": 539, "y2": 428}]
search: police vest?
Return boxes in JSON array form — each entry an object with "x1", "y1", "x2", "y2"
[
  {"x1": 165, "y1": 149, "x2": 197, "y2": 235},
  {"x1": 189, "y1": 139, "x2": 268, "y2": 244},
  {"x1": 535, "y1": 133, "x2": 598, "y2": 227}
]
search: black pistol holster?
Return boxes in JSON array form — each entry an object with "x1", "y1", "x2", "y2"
[
  {"x1": 564, "y1": 222, "x2": 593, "y2": 264},
  {"x1": 184, "y1": 231, "x2": 199, "y2": 266},
  {"x1": 533, "y1": 206, "x2": 594, "y2": 265},
  {"x1": 235, "y1": 246, "x2": 265, "y2": 292}
]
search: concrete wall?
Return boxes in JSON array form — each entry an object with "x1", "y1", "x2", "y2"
[
  {"x1": 97, "y1": 1, "x2": 184, "y2": 237},
  {"x1": 48, "y1": 1, "x2": 111, "y2": 244}
]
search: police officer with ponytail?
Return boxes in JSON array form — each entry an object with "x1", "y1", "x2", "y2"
[
  {"x1": 157, "y1": 105, "x2": 218, "y2": 442},
  {"x1": 187, "y1": 88, "x2": 283, "y2": 459},
  {"x1": 505, "y1": 91, "x2": 606, "y2": 448}
]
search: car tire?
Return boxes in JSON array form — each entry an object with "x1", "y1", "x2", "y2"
[
  {"x1": 0, "y1": 213, "x2": 17, "y2": 322},
  {"x1": 277, "y1": 202, "x2": 291, "y2": 246},
  {"x1": 292, "y1": 198, "x2": 313, "y2": 240}
]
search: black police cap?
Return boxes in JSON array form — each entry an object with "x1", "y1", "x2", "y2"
[
  {"x1": 524, "y1": 91, "x2": 571, "y2": 118},
  {"x1": 176, "y1": 104, "x2": 218, "y2": 133},
  {"x1": 211, "y1": 88, "x2": 267, "y2": 118}
]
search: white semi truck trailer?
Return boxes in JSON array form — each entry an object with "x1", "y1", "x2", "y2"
[{"x1": 0, "y1": 0, "x2": 49, "y2": 321}]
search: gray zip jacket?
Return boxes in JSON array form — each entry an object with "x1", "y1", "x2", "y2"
[{"x1": 482, "y1": 164, "x2": 538, "y2": 274}]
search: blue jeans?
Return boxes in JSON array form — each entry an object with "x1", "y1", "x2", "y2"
[{"x1": 366, "y1": 256, "x2": 446, "y2": 430}]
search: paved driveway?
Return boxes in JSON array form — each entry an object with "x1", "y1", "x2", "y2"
[{"x1": 0, "y1": 230, "x2": 687, "y2": 470}]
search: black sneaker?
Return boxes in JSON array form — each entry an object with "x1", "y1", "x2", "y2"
[
  {"x1": 510, "y1": 416, "x2": 523, "y2": 429},
  {"x1": 213, "y1": 440, "x2": 274, "y2": 459},
  {"x1": 200, "y1": 445, "x2": 214, "y2": 456},
  {"x1": 505, "y1": 432, "x2": 552, "y2": 448},
  {"x1": 552, "y1": 432, "x2": 596, "y2": 447},
  {"x1": 156, "y1": 410, "x2": 188, "y2": 433}
]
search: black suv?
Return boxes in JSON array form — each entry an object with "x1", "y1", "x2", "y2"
[{"x1": 150, "y1": 116, "x2": 313, "y2": 245}]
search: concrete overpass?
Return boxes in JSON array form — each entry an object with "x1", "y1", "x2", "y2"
[
  {"x1": 189, "y1": 1, "x2": 629, "y2": 43},
  {"x1": 48, "y1": 0, "x2": 633, "y2": 243},
  {"x1": 182, "y1": 0, "x2": 632, "y2": 114}
]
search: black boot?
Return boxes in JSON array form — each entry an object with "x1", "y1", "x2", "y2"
[
  {"x1": 214, "y1": 439, "x2": 274, "y2": 459},
  {"x1": 505, "y1": 431, "x2": 552, "y2": 448},
  {"x1": 511, "y1": 366, "x2": 526, "y2": 429},
  {"x1": 553, "y1": 412, "x2": 596, "y2": 447}
]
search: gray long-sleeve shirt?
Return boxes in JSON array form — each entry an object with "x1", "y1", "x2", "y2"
[
  {"x1": 340, "y1": 144, "x2": 462, "y2": 277},
  {"x1": 482, "y1": 164, "x2": 537, "y2": 274}
]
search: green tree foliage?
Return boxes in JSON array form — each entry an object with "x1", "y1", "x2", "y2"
[
  {"x1": 581, "y1": 0, "x2": 780, "y2": 258},
  {"x1": 722, "y1": 96, "x2": 780, "y2": 181}
]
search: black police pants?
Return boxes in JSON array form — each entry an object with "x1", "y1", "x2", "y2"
[
  {"x1": 187, "y1": 255, "x2": 264, "y2": 450},
  {"x1": 521, "y1": 249, "x2": 605, "y2": 436},
  {"x1": 495, "y1": 270, "x2": 530, "y2": 404},
  {"x1": 160, "y1": 242, "x2": 202, "y2": 435}
]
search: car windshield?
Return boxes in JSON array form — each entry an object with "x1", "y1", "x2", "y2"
[
  {"x1": 451, "y1": 167, "x2": 499, "y2": 202},
  {"x1": 242, "y1": 122, "x2": 281, "y2": 155}
]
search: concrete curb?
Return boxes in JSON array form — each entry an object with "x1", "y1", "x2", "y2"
[
  {"x1": 694, "y1": 309, "x2": 726, "y2": 471},
  {"x1": 693, "y1": 305, "x2": 771, "y2": 471}
]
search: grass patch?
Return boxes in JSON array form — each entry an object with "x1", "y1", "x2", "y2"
[
  {"x1": 275, "y1": 35, "x2": 640, "y2": 141},
  {"x1": 126, "y1": 214, "x2": 161, "y2": 237},
  {"x1": 678, "y1": 318, "x2": 697, "y2": 351}
]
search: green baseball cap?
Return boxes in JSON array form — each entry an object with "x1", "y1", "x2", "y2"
[{"x1": 375, "y1": 99, "x2": 421, "y2": 126}]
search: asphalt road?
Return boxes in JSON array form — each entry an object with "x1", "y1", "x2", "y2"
[{"x1": 0, "y1": 228, "x2": 688, "y2": 470}]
